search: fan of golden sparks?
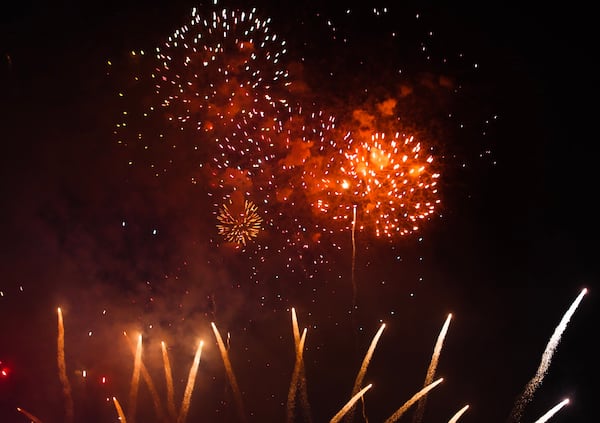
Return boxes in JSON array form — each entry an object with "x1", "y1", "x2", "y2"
[{"x1": 216, "y1": 199, "x2": 263, "y2": 245}]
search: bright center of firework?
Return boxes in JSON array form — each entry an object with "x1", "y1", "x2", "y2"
[
  {"x1": 316, "y1": 131, "x2": 440, "y2": 238},
  {"x1": 216, "y1": 199, "x2": 263, "y2": 246}
]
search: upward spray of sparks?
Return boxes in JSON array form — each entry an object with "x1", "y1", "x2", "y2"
[
  {"x1": 211, "y1": 322, "x2": 246, "y2": 422},
  {"x1": 128, "y1": 333, "x2": 143, "y2": 423},
  {"x1": 330, "y1": 384, "x2": 373, "y2": 423},
  {"x1": 16, "y1": 407, "x2": 43, "y2": 423},
  {"x1": 448, "y1": 405, "x2": 469, "y2": 423},
  {"x1": 178, "y1": 340, "x2": 204, "y2": 423},
  {"x1": 508, "y1": 288, "x2": 587, "y2": 423},
  {"x1": 346, "y1": 323, "x2": 386, "y2": 422},
  {"x1": 161, "y1": 341, "x2": 177, "y2": 420},
  {"x1": 384, "y1": 378, "x2": 444, "y2": 423},
  {"x1": 413, "y1": 313, "x2": 452, "y2": 423},
  {"x1": 123, "y1": 332, "x2": 165, "y2": 420},
  {"x1": 57, "y1": 307, "x2": 74, "y2": 423},
  {"x1": 287, "y1": 308, "x2": 312, "y2": 423},
  {"x1": 533, "y1": 398, "x2": 569, "y2": 423}
]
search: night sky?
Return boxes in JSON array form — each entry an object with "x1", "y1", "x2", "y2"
[{"x1": 1, "y1": 2, "x2": 597, "y2": 423}]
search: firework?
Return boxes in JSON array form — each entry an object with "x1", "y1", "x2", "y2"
[
  {"x1": 113, "y1": 5, "x2": 291, "y2": 180},
  {"x1": 508, "y1": 288, "x2": 587, "y2": 422},
  {"x1": 57, "y1": 307, "x2": 74, "y2": 423},
  {"x1": 316, "y1": 131, "x2": 441, "y2": 238},
  {"x1": 216, "y1": 198, "x2": 263, "y2": 245},
  {"x1": 413, "y1": 313, "x2": 452, "y2": 423}
]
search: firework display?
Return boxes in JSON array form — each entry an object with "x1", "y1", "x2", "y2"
[{"x1": 0, "y1": 1, "x2": 592, "y2": 423}]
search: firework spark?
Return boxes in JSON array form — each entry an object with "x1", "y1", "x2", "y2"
[
  {"x1": 533, "y1": 399, "x2": 569, "y2": 423},
  {"x1": 508, "y1": 288, "x2": 587, "y2": 423},
  {"x1": 216, "y1": 199, "x2": 263, "y2": 245}
]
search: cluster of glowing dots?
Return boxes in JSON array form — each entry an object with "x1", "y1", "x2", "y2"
[
  {"x1": 153, "y1": 7, "x2": 290, "y2": 168},
  {"x1": 319, "y1": 132, "x2": 440, "y2": 237},
  {"x1": 217, "y1": 199, "x2": 263, "y2": 245}
]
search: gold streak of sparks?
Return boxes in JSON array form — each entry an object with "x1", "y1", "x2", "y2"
[
  {"x1": 448, "y1": 404, "x2": 469, "y2": 423},
  {"x1": 178, "y1": 340, "x2": 204, "y2": 423},
  {"x1": 161, "y1": 341, "x2": 177, "y2": 421},
  {"x1": 17, "y1": 407, "x2": 43, "y2": 423},
  {"x1": 509, "y1": 288, "x2": 587, "y2": 422},
  {"x1": 286, "y1": 326, "x2": 307, "y2": 422},
  {"x1": 112, "y1": 397, "x2": 127, "y2": 423},
  {"x1": 123, "y1": 332, "x2": 165, "y2": 421},
  {"x1": 346, "y1": 323, "x2": 386, "y2": 422},
  {"x1": 533, "y1": 398, "x2": 569, "y2": 423},
  {"x1": 413, "y1": 313, "x2": 452, "y2": 423},
  {"x1": 57, "y1": 307, "x2": 74, "y2": 423},
  {"x1": 127, "y1": 334, "x2": 143, "y2": 423},
  {"x1": 384, "y1": 378, "x2": 444, "y2": 423},
  {"x1": 330, "y1": 384, "x2": 373, "y2": 423},
  {"x1": 211, "y1": 322, "x2": 246, "y2": 422}
]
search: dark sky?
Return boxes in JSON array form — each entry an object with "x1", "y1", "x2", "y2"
[{"x1": 1, "y1": 2, "x2": 597, "y2": 423}]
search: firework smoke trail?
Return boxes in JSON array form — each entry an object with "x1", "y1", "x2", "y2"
[
  {"x1": 177, "y1": 340, "x2": 204, "y2": 423},
  {"x1": 286, "y1": 327, "x2": 307, "y2": 422},
  {"x1": 383, "y1": 378, "x2": 444, "y2": 423},
  {"x1": 290, "y1": 308, "x2": 312, "y2": 423},
  {"x1": 16, "y1": 407, "x2": 43, "y2": 423},
  {"x1": 447, "y1": 405, "x2": 469, "y2": 423},
  {"x1": 112, "y1": 397, "x2": 127, "y2": 423},
  {"x1": 211, "y1": 322, "x2": 246, "y2": 422},
  {"x1": 124, "y1": 333, "x2": 166, "y2": 420},
  {"x1": 56, "y1": 307, "x2": 74, "y2": 423},
  {"x1": 330, "y1": 384, "x2": 373, "y2": 423},
  {"x1": 533, "y1": 399, "x2": 569, "y2": 423},
  {"x1": 413, "y1": 313, "x2": 452, "y2": 423},
  {"x1": 508, "y1": 288, "x2": 587, "y2": 423},
  {"x1": 161, "y1": 341, "x2": 177, "y2": 420},
  {"x1": 345, "y1": 323, "x2": 386, "y2": 422},
  {"x1": 127, "y1": 333, "x2": 143, "y2": 423}
]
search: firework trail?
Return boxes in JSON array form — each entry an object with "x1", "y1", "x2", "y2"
[
  {"x1": 56, "y1": 307, "x2": 74, "y2": 423},
  {"x1": 127, "y1": 333, "x2": 143, "y2": 423},
  {"x1": 351, "y1": 204, "x2": 357, "y2": 308},
  {"x1": 447, "y1": 405, "x2": 469, "y2": 423},
  {"x1": 508, "y1": 288, "x2": 587, "y2": 423},
  {"x1": 330, "y1": 384, "x2": 373, "y2": 423},
  {"x1": 413, "y1": 313, "x2": 452, "y2": 423},
  {"x1": 286, "y1": 326, "x2": 307, "y2": 422},
  {"x1": 211, "y1": 322, "x2": 246, "y2": 422},
  {"x1": 124, "y1": 332, "x2": 166, "y2": 421},
  {"x1": 161, "y1": 341, "x2": 177, "y2": 420},
  {"x1": 533, "y1": 399, "x2": 569, "y2": 423},
  {"x1": 16, "y1": 407, "x2": 43, "y2": 423},
  {"x1": 178, "y1": 340, "x2": 204, "y2": 423},
  {"x1": 289, "y1": 308, "x2": 312, "y2": 423},
  {"x1": 113, "y1": 397, "x2": 127, "y2": 423},
  {"x1": 345, "y1": 323, "x2": 386, "y2": 422},
  {"x1": 384, "y1": 378, "x2": 444, "y2": 423}
]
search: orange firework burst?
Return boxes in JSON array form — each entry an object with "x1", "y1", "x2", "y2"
[
  {"x1": 317, "y1": 131, "x2": 441, "y2": 238},
  {"x1": 216, "y1": 199, "x2": 263, "y2": 245}
]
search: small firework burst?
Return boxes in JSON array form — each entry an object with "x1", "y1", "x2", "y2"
[{"x1": 216, "y1": 199, "x2": 263, "y2": 245}]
